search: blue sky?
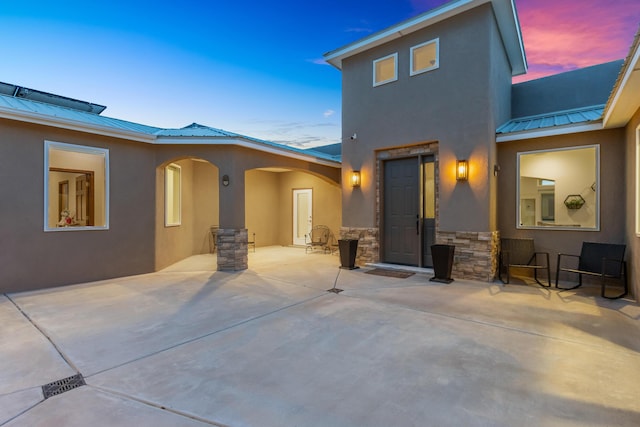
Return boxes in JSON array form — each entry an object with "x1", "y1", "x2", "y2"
[{"x1": 1, "y1": 0, "x2": 638, "y2": 147}]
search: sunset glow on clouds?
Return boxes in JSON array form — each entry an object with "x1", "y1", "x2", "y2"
[{"x1": 515, "y1": 0, "x2": 640, "y2": 82}]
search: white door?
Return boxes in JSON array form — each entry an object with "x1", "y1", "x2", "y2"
[{"x1": 293, "y1": 189, "x2": 312, "y2": 245}]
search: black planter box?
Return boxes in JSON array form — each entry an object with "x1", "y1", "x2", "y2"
[
  {"x1": 430, "y1": 244, "x2": 455, "y2": 283},
  {"x1": 338, "y1": 239, "x2": 359, "y2": 270}
]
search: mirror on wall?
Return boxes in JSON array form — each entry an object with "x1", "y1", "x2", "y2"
[{"x1": 517, "y1": 146, "x2": 599, "y2": 230}]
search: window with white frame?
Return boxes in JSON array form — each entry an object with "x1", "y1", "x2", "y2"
[
  {"x1": 410, "y1": 39, "x2": 439, "y2": 76},
  {"x1": 373, "y1": 53, "x2": 398, "y2": 86},
  {"x1": 44, "y1": 141, "x2": 109, "y2": 231},
  {"x1": 165, "y1": 163, "x2": 181, "y2": 226},
  {"x1": 517, "y1": 145, "x2": 599, "y2": 230}
]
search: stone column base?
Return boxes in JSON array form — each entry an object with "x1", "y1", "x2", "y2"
[
  {"x1": 216, "y1": 228, "x2": 248, "y2": 271},
  {"x1": 436, "y1": 231, "x2": 499, "y2": 282},
  {"x1": 339, "y1": 227, "x2": 379, "y2": 266}
]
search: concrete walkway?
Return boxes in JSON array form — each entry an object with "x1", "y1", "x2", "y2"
[{"x1": 2, "y1": 246, "x2": 639, "y2": 426}]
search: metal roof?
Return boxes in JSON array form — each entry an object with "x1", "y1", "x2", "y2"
[
  {"x1": 0, "y1": 93, "x2": 340, "y2": 166},
  {"x1": 0, "y1": 93, "x2": 162, "y2": 135},
  {"x1": 496, "y1": 105, "x2": 604, "y2": 134},
  {"x1": 0, "y1": 82, "x2": 107, "y2": 114}
]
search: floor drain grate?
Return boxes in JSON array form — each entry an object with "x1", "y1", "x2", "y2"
[
  {"x1": 327, "y1": 288, "x2": 344, "y2": 293},
  {"x1": 42, "y1": 374, "x2": 85, "y2": 399}
]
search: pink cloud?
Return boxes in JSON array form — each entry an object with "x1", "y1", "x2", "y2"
[{"x1": 514, "y1": 0, "x2": 640, "y2": 82}]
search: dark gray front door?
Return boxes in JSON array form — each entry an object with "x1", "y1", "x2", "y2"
[{"x1": 384, "y1": 157, "x2": 419, "y2": 265}]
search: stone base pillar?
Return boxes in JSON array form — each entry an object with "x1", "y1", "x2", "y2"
[
  {"x1": 216, "y1": 228, "x2": 248, "y2": 271},
  {"x1": 436, "y1": 231, "x2": 499, "y2": 281},
  {"x1": 340, "y1": 227, "x2": 379, "y2": 266}
]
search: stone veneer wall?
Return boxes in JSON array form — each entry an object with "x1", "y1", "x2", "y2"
[
  {"x1": 437, "y1": 230, "x2": 499, "y2": 281},
  {"x1": 216, "y1": 228, "x2": 248, "y2": 271},
  {"x1": 340, "y1": 227, "x2": 379, "y2": 266}
]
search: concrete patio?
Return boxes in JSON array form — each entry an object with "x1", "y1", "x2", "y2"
[{"x1": 1, "y1": 246, "x2": 639, "y2": 426}]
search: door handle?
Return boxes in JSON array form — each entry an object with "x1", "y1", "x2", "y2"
[{"x1": 416, "y1": 215, "x2": 420, "y2": 235}]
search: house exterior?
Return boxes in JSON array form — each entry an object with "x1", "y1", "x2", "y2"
[
  {"x1": 325, "y1": 0, "x2": 639, "y2": 298},
  {"x1": 0, "y1": 83, "x2": 341, "y2": 293}
]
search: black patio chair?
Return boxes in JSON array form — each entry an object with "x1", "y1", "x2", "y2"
[
  {"x1": 556, "y1": 242, "x2": 627, "y2": 299},
  {"x1": 498, "y1": 238, "x2": 551, "y2": 287}
]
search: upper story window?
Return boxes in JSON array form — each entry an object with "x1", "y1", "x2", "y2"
[
  {"x1": 373, "y1": 53, "x2": 398, "y2": 87},
  {"x1": 45, "y1": 141, "x2": 109, "y2": 231},
  {"x1": 410, "y1": 39, "x2": 439, "y2": 76},
  {"x1": 517, "y1": 145, "x2": 599, "y2": 230},
  {"x1": 165, "y1": 163, "x2": 182, "y2": 226}
]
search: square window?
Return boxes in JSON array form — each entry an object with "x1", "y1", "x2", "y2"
[
  {"x1": 410, "y1": 39, "x2": 439, "y2": 76},
  {"x1": 45, "y1": 141, "x2": 109, "y2": 231},
  {"x1": 517, "y1": 145, "x2": 599, "y2": 230},
  {"x1": 373, "y1": 53, "x2": 398, "y2": 87},
  {"x1": 165, "y1": 163, "x2": 181, "y2": 226}
]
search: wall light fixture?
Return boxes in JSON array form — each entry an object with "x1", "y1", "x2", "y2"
[
  {"x1": 351, "y1": 170, "x2": 361, "y2": 188},
  {"x1": 456, "y1": 160, "x2": 468, "y2": 181}
]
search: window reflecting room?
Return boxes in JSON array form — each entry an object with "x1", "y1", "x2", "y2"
[
  {"x1": 517, "y1": 145, "x2": 599, "y2": 230},
  {"x1": 45, "y1": 141, "x2": 109, "y2": 230}
]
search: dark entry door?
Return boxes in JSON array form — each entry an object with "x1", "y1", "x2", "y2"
[{"x1": 384, "y1": 157, "x2": 419, "y2": 265}]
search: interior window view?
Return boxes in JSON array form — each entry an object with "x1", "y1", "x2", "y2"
[
  {"x1": 410, "y1": 39, "x2": 439, "y2": 75},
  {"x1": 45, "y1": 141, "x2": 108, "y2": 230},
  {"x1": 373, "y1": 53, "x2": 397, "y2": 86},
  {"x1": 518, "y1": 145, "x2": 599, "y2": 229}
]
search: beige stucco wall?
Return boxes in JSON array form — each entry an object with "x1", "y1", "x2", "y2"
[
  {"x1": 497, "y1": 128, "x2": 626, "y2": 278},
  {"x1": 0, "y1": 119, "x2": 156, "y2": 292},
  {"x1": 245, "y1": 169, "x2": 342, "y2": 247},
  {"x1": 155, "y1": 159, "x2": 219, "y2": 270},
  {"x1": 341, "y1": 4, "x2": 511, "y2": 234},
  {"x1": 625, "y1": 109, "x2": 640, "y2": 299}
]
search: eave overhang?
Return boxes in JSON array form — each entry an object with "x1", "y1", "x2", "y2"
[
  {"x1": 602, "y1": 27, "x2": 640, "y2": 128},
  {"x1": 323, "y1": 0, "x2": 526, "y2": 76},
  {"x1": 0, "y1": 105, "x2": 341, "y2": 168}
]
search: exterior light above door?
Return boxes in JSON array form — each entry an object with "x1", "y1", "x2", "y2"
[
  {"x1": 456, "y1": 160, "x2": 468, "y2": 181},
  {"x1": 351, "y1": 170, "x2": 361, "y2": 188}
]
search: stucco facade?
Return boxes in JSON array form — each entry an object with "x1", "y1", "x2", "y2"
[
  {"x1": 327, "y1": 0, "x2": 521, "y2": 280},
  {"x1": 0, "y1": 111, "x2": 341, "y2": 293}
]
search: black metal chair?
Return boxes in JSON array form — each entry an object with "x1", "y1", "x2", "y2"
[
  {"x1": 556, "y1": 242, "x2": 627, "y2": 299},
  {"x1": 305, "y1": 225, "x2": 332, "y2": 254},
  {"x1": 498, "y1": 238, "x2": 551, "y2": 287}
]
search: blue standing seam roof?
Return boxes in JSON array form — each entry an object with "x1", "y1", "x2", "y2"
[
  {"x1": 0, "y1": 94, "x2": 341, "y2": 163},
  {"x1": 496, "y1": 104, "x2": 604, "y2": 134}
]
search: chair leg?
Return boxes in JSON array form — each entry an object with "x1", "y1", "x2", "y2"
[
  {"x1": 556, "y1": 271, "x2": 583, "y2": 290},
  {"x1": 601, "y1": 264, "x2": 628, "y2": 299}
]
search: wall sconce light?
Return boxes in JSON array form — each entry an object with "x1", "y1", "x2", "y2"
[
  {"x1": 222, "y1": 175, "x2": 230, "y2": 186},
  {"x1": 351, "y1": 170, "x2": 361, "y2": 188},
  {"x1": 456, "y1": 160, "x2": 468, "y2": 181}
]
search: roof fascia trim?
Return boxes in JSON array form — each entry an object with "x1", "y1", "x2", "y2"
[
  {"x1": 0, "y1": 107, "x2": 155, "y2": 143},
  {"x1": 156, "y1": 137, "x2": 341, "y2": 168},
  {"x1": 324, "y1": 0, "x2": 526, "y2": 75},
  {"x1": 1, "y1": 106, "x2": 341, "y2": 167},
  {"x1": 496, "y1": 122, "x2": 604, "y2": 142},
  {"x1": 324, "y1": 0, "x2": 482, "y2": 69},
  {"x1": 602, "y1": 40, "x2": 640, "y2": 127}
]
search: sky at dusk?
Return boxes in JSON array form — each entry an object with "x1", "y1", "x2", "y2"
[{"x1": 1, "y1": 0, "x2": 638, "y2": 147}]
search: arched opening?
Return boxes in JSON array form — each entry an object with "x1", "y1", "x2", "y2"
[
  {"x1": 155, "y1": 157, "x2": 219, "y2": 270},
  {"x1": 245, "y1": 167, "x2": 341, "y2": 250}
]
